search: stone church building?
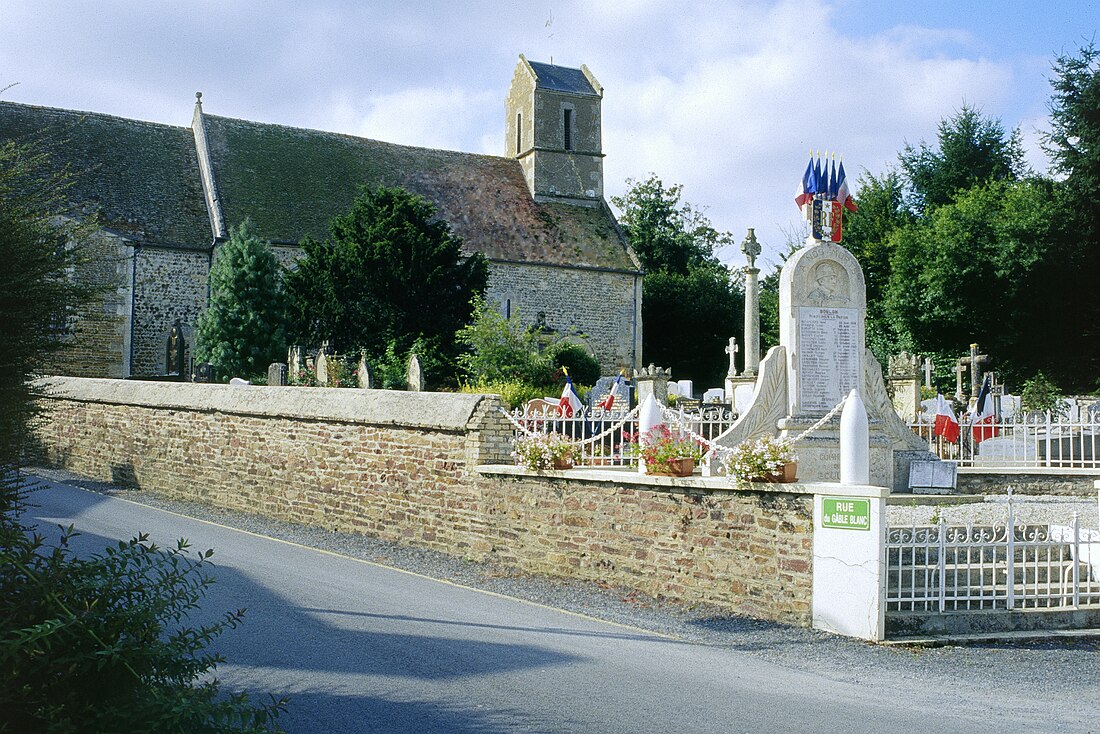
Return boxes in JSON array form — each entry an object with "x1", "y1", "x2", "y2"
[{"x1": 0, "y1": 56, "x2": 642, "y2": 378}]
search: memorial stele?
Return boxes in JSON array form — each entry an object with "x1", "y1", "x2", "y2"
[{"x1": 716, "y1": 235, "x2": 930, "y2": 491}]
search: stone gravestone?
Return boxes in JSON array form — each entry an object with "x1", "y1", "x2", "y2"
[
  {"x1": 165, "y1": 320, "x2": 187, "y2": 378},
  {"x1": 888, "y1": 351, "x2": 920, "y2": 422},
  {"x1": 194, "y1": 363, "x2": 216, "y2": 383},
  {"x1": 315, "y1": 350, "x2": 329, "y2": 387},
  {"x1": 406, "y1": 353, "x2": 425, "y2": 392},
  {"x1": 288, "y1": 345, "x2": 303, "y2": 378},
  {"x1": 267, "y1": 362, "x2": 288, "y2": 387},
  {"x1": 357, "y1": 354, "x2": 373, "y2": 389},
  {"x1": 633, "y1": 364, "x2": 670, "y2": 405}
]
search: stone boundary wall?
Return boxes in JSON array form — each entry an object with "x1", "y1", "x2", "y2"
[
  {"x1": 957, "y1": 470, "x2": 1100, "y2": 496},
  {"x1": 33, "y1": 377, "x2": 814, "y2": 625}
]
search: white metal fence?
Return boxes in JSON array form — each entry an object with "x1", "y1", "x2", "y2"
[
  {"x1": 907, "y1": 412, "x2": 1100, "y2": 469},
  {"x1": 507, "y1": 404, "x2": 737, "y2": 466},
  {"x1": 886, "y1": 498, "x2": 1100, "y2": 612}
]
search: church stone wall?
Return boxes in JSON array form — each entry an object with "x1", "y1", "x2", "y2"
[
  {"x1": 131, "y1": 247, "x2": 209, "y2": 376},
  {"x1": 488, "y1": 261, "x2": 639, "y2": 374}
]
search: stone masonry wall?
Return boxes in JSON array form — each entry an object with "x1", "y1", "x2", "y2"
[
  {"x1": 131, "y1": 247, "x2": 210, "y2": 376},
  {"x1": 957, "y1": 472, "x2": 1100, "y2": 496},
  {"x1": 487, "y1": 261, "x2": 638, "y2": 373},
  {"x1": 34, "y1": 377, "x2": 813, "y2": 625}
]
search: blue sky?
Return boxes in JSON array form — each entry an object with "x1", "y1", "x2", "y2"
[{"x1": 1, "y1": 1, "x2": 1096, "y2": 270}]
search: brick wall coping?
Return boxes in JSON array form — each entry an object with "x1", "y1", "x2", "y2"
[
  {"x1": 37, "y1": 376, "x2": 492, "y2": 431},
  {"x1": 477, "y1": 464, "x2": 890, "y2": 498}
]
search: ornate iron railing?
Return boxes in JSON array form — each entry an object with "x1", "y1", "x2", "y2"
[
  {"x1": 886, "y1": 498, "x2": 1100, "y2": 612},
  {"x1": 506, "y1": 404, "x2": 737, "y2": 466},
  {"x1": 907, "y1": 412, "x2": 1100, "y2": 469}
]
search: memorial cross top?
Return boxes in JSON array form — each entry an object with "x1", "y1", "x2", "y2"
[
  {"x1": 958, "y1": 343, "x2": 990, "y2": 398},
  {"x1": 726, "y1": 337, "x2": 739, "y2": 378}
]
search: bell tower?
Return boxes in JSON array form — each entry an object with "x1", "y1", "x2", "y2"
[{"x1": 505, "y1": 55, "x2": 604, "y2": 206}]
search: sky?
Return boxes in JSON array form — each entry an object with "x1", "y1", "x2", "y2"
[{"x1": 1, "y1": 1, "x2": 1095, "y2": 271}]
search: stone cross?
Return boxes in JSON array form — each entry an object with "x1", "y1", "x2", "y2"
[
  {"x1": 725, "y1": 336, "x2": 739, "y2": 378},
  {"x1": 958, "y1": 343, "x2": 990, "y2": 398},
  {"x1": 922, "y1": 357, "x2": 933, "y2": 389}
]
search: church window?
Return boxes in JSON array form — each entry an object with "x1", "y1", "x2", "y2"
[
  {"x1": 516, "y1": 113, "x2": 522, "y2": 154},
  {"x1": 563, "y1": 108, "x2": 574, "y2": 151}
]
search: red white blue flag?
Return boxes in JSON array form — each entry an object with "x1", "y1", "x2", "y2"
[
  {"x1": 794, "y1": 158, "x2": 817, "y2": 208},
  {"x1": 836, "y1": 160, "x2": 858, "y2": 213},
  {"x1": 971, "y1": 375, "x2": 999, "y2": 443},
  {"x1": 933, "y1": 393, "x2": 960, "y2": 443},
  {"x1": 598, "y1": 371, "x2": 626, "y2": 411},
  {"x1": 559, "y1": 371, "x2": 582, "y2": 418}
]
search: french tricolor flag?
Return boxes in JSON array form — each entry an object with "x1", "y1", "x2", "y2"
[
  {"x1": 598, "y1": 371, "x2": 626, "y2": 411},
  {"x1": 971, "y1": 375, "x2": 999, "y2": 443},
  {"x1": 835, "y1": 160, "x2": 858, "y2": 213},
  {"x1": 794, "y1": 157, "x2": 817, "y2": 208},
  {"x1": 933, "y1": 393, "x2": 960, "y2": 443},
  {"x1": 558, "y1": 371, "x2": 583, "y2": 418}
]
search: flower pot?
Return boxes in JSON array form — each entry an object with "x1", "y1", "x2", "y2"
[
  {"x1": 645, "y1": 457, "x2": 695, "y2": 477},
  {"x1": 762, "y1": 462, "x2": 797, "y2": 483},
  {"x1": 552, "y1": 457, "x2": 574, "y2": 470}
]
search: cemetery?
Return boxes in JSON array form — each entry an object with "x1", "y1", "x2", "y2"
[{"x1": 32, "y1": 164, "x2": 1100, "y2": 643}]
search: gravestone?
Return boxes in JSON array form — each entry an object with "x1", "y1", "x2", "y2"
[
  {"x1": 315, "y1": 350, "x2": 329, "y2": 387},
  {"x1": 592, "y1": 375, "x2": 631, "y2": 409},
  {"x1": 268, "y1": 362, "x2": 288, "y2": 386},
  {"x1": 908, "y1": 460, "x2": 958, "y2": 495},
  {"x1": 702, "y1": 387, "x2": 725, "y2": 403},
  {"x1": 633, "y1": 364, "x2": 670, "y2": 405},
  {"x1": 357, "y1": 354, "x2": 373, "y2": 389},
  {"x1": 288, "y1": 345, "x2": 303, "y2": 377},
  {"x1": 716, "y1": 236, "x2": 931, "y2": 490},
  {"x1": 407, "y1": 353, "x2": 425, "y2": 392},
  {"x1": 165, "y1": 320, "x2": 187, "y2": 378},
  {"x1": 194, "y1": 363, "x2": 216, "y2": 383},
  {"x1": 888, "y1": 351, "x2": 920, "y2": 422}
]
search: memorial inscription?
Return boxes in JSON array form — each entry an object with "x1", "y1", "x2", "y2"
[{"x1": 798, "y1": 306, "x2": 859, "y2": 412}]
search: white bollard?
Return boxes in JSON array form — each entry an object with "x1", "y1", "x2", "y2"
[
  {"x1": 637, "y1": 394, "x2": 664, "y2": 473},
  {"x1": 840, "y1": 388, "x2": 869, "y2": 485}
]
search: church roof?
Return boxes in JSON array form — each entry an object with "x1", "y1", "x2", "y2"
[
  {"x1": 0, "y1": 101, "x2": 211, "y2": 247},
  {"x1": 201, "y1": 114, "x2": 636, "y2": 270},
  {"x1": 526, "y1": 61, "x2": 600, "y2": 97}
]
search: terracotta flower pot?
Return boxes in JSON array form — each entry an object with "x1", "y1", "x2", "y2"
[
  {"x1": 552, "y1": 456, "x2": 574, "y2": 470},
  {"x1": 762, "y1": 462, "x2": 797, "y2": 483},
  {"x1": 646, "y1": 457, "x2": 695, "y2": 477}
]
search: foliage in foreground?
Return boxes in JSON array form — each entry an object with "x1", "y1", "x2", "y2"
[{"x1": 0, "y1": 478, "x2": 286, "y2": 733}]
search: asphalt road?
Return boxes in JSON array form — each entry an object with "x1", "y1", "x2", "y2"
[{"x1": 23, "y1": 479, "x2": 1100, "y2": 734}]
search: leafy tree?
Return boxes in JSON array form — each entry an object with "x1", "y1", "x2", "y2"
[
  {"x1": 195, "y1": 219, "x2": 288, "y2": 380},
  {"x1": 611, "y1": 175, "x2": 732, "y2": 276},
  {"x1": 899, "y1": 105, "x2": 1026, "y2": 214},
  {"x1": 286, "y1": 186, "x2": 488, "y2": 388},
  {"x1": 611, "y1": 175, "x2": 743, "y2": 388},
  {"x1": 456, "y1": 295, "x2": 547, "y2": 386}
]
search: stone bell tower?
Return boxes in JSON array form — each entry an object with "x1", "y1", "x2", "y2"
[{"x1": 505, "y1": 54, "x2": 604, "y2": 206}]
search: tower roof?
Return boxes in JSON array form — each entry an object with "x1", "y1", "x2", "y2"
[{"x1": 526, "y1": 61, "x2": 600, "y2": 97}]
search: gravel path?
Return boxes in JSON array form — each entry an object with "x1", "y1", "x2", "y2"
[
  {"x1": 23, "y1": 466, "x2": 1100, "y2": 700},
  {"x1": 888, "y1": 494, "x2": 1100, "y2": 530}
]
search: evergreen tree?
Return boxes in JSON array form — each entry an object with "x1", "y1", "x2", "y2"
[
  {"x1": 195, "y1": 219, "x2": 288, "y2": 380},
  {"x1": 285, "y1": 186, "x2": 488, "y2": 387}
]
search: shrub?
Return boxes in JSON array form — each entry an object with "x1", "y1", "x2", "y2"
[
  {"x1": 543, "y1": 341, "x2": 600, "y2": 388},
  {"x1": 1020, "y1": 371, "x2": 1067, "y2": 416},
  {"x1": 0, "y1": 480, "x2": 287, "y2": 732}
]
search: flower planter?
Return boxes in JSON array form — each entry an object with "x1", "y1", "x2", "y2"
[
  {"x1": 645, "y1": 457, "x2": 695, "y2": 477},
  {"x1": 761, "y1": 462, "x2": 797, "y2": 483},
  {"x1": 552, "y1": 457, "x2": 574, "y2": 470}
]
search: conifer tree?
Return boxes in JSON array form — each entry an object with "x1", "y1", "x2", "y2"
[{"x1": 195, "y1": 219, "x2": 288, "y2": 379}]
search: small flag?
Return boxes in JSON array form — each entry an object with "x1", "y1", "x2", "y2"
[
  {"x1": 933, "y1": 393, "x2": 960, "y2": 443},
  {"x1": 794, "y1": 157, "x2": 816, "y2": 208},
  {"x1": 971, "y1": 375, "x2": 999, "y2": 443},
  {"x1": 836, "y1": 160, "x2": 858, "y2": 212},
  {"x1": 827, "y1": 156, "x2": 838, "y2": 200},
  {"x1": 599, "y1": 371, "x2": 626, "y2": 411},
  {"x1": 558, "y1": 368, "x2": 582, "y2": 418}
]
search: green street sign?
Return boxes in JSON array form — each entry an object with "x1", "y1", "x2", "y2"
[{"x1": 822, "y1": 497, "x2": 870, "y2": 531}]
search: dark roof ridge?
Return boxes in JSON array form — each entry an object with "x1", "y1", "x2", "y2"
[
  {"x1": 0, "y1": 100, "x2": 189, "y2": 132},
  {"x1": 201, "y1": 112, "x2": 513, "y2": 166}
]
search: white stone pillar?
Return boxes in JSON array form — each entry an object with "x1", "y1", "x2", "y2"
[
  {"x1": 840, "y1": 389, "x2": 869, "y2": 485},
  {"x1": 743, "y1": 265, "x2": 761, "y2": 377}
]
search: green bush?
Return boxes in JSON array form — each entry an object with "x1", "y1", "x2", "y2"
[
  {"x1": 459, "y1": 379, "x2": 550, "y2": 409},
  {"x1": 1020, "y1": 371, "x2": 1067, "y2": 416},
  {"x1": 0, "y1": 481, "x2": 286, "y2": 733},
  {"x1": 543, "y1": 341, "x2": 600, "y2": 388}
]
